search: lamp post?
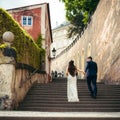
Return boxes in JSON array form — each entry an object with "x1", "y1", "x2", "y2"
[
  {"x1": 52, "y1": 47, "x2": 56, "y2": 58},
  {"x1": 48, "y1": 48, "x2": 56, "y2": 60}
]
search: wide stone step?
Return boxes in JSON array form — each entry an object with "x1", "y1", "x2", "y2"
[
  {"x1": 26, "y1": 94, "x2": 120, "y2": 96},
  {"x1": 19, "y1": 102, "x2": 120, "y2": 107},
  {"x1": 23, "y1": 96, "x2": 120, "y2": 99},
  {"x1": 23, "y1": 98, "x2": 120, "y2": 102},
  {"x1": 31, "y1": 85, "x2": 120, "y2": 87},
  {"x1": 18, "y1": 106, "x2": 120, "y2": 112},
  {"x1": 29, "y1": 90, "x2": 120, "y2": 93},
  {"x1": 20, "y1": 100, "x2": 120, "y2": 104},
  {"x1": 33, "y1": 86, "x2": 120, "y2": 89},
  {"x1": 1, "y1": 117, "x2": 120, "y2": 120},
  {"x1": 30, "y1": 91, "x2": 120, "y2": 94},
  {"x1": 29, "y1": 88, "x2": 120, "y2": 90},
  {"x1": 34, "y1": 85, "x2": 120, "y2": 88},
  {"x1": 18, "y1": 102, "x2": 120, "y2": 108},
  {"x1": 0, "y1": 112, "x2": 120, "y2": 120}
]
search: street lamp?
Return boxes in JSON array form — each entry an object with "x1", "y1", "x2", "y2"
[
  {"x1": 48, "y1": 48, "x2": 56, "y2": 60},
  {"x1": 52, "y1": 48, "x2": 56, "y2": 58}
]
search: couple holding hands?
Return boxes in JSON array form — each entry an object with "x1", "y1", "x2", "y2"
[{"x1": 66, "y1": 56, "x2": 98, "y2": 102}]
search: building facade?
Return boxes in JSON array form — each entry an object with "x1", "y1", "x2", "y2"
[
  {"x1": 7, "y1": 3, "x2": 52, "y2": 82},
  {"x1": 51, "y1": 22, "x2": 73, "y2": 58}
]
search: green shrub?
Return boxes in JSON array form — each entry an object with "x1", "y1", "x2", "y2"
[
  {"x1": 36, "y1": 34, "x2": 46, "y2": 62},
  {"x1": 0, "y1": 8, "x2": 43, "y2": 69}
]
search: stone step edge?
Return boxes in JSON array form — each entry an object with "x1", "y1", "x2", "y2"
[{"x1": 0, "y1": 111, "x2": 120, "y2": 118}]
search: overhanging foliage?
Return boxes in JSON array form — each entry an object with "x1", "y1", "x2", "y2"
[
  {"x1": 0, "y1": 8, "x2": 43, "y2": 69},
  {"x1": 60, "y1": 0, "x2": 100, "y2": 38}
]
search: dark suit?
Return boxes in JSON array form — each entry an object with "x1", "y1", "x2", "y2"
[{"x1": 85, "y1": 61, "x2": 98, "y2": 97}]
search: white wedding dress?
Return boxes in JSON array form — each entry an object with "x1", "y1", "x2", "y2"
[{"x1": 67, "y1": 73, "x2": 79, "y2": 102}]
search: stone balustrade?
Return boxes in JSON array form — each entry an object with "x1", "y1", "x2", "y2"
[{"x1": 0, "y1": 31, "x2": 47, "y2": 110}]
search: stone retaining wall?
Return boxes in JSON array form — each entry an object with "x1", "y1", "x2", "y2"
[
  {"x1": 51, "y1": 0, "x2": 120, "y2": 84},
  {"x1": 12, "y1": 69, "x2": 47, "y2": 108},
  {"x1": 0, "y1": 51, "x2": 47, "y2": 109}
]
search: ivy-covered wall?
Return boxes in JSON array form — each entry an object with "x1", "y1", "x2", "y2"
[{"x1": 0, "y1": 8, "x2": 42, "y2": 69}]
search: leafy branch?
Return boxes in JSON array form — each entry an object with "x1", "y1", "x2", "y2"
[{"x1": 60, "y1": 0, "x2": 100, "y2": 38}]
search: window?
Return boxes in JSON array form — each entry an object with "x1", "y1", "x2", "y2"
[
  {"x1": 22, "y1": 16, "x2": 33, "y2": 26},
  {"x1": 23, "y1": 16, "x2": 27, "y2": 25},
  {"x1": 28, "y1": 16, "x2": 32, "y2": 25}
]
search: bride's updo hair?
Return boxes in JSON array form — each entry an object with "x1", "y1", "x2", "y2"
[{"x1": 68, "y1": 60, "x2": 76, "y2": 77}]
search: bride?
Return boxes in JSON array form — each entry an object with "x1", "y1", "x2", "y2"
[{"x1": 66, "y1": 60, "x2": 85, "y2": 102}]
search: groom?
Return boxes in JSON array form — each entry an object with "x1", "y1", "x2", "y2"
[{"x1": 85, "y1": 56, "x2": 98, "y2": 99}]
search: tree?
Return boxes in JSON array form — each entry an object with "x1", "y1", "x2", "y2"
[{"x1": 60, "y1": 0, "x2": 100, "y2": 38}]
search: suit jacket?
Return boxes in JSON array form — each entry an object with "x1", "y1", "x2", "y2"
[{"x1": 85, "y1": 61, "x2": 98, "y2": 77}]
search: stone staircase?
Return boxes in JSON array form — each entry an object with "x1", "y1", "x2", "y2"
[
  {"x1": 18, "y1": 78, "x2": 120, "y2": 112},
  {"x1": 0, "y1": 78, "x2": 120, "y2": 120}
]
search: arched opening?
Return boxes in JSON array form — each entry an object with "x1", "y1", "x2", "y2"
[
  {"x1": 87, "y1": 43, "x2": 91, "y2": 57},
  {"x1": 77, "y1": 51, "x2": 80, "y2": 68},
  {"x1": 81, "y1": 48, "x2": 85, "y2": 78},
  {"x1": 77, "y1": 51, "x2": 80, "y2": 79}
]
